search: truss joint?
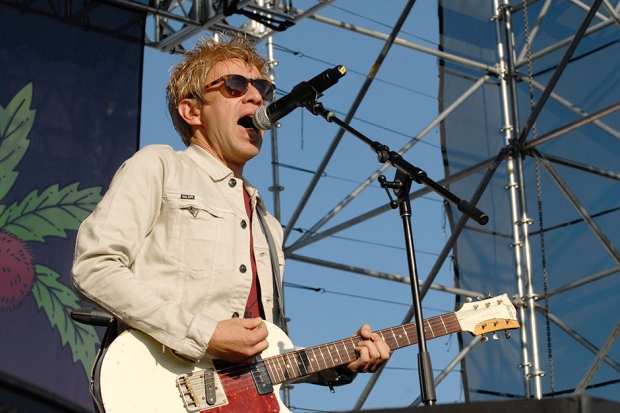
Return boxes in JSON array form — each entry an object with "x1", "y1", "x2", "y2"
[
  {"x1": 521, "y1": 293, "x2": 540, "y2": 302},
  {"x1": 516, "y1": 217, "x2": 534, "y2": 226},
  {"x1": 490, "y1": 4, "x2": 511, "y2": 22}
]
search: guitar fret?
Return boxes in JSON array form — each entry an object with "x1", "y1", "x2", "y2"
[
  {"x1": 307, "y1": 346, "x2": 320, "y2": 371},
  {"x1": 327, "y1": 343, "x2": 337, "y2": 367},
  {"x1": 284, "y1": 352, "x2": 299, "y2": 379},
  {"x1": 400, "y1": 325, "x2": 411, "y2": 346},
  {"x1": 426, "y1": 319, "x2": 435, "y2": 338},
  {"x1": 344, "y1": 338, "x2": 357, "y2": 363},
  {"x1": 305, "y1": 347, "x2": 319, "y2": 372},
  {"x1": 296, "y1": 349, "x2": 309, "y2": 376},
  {"x1": 264, "y1": 358, "x2": 279, "y2": 384},
  {"x1": 317, "y1": 344, "x2": 328, "y2": 370},
  {"x1": 388, "y1": 328, "x2": 399, "y2": 349},
  {"x1": 274, "y1": 354, "x2": 288, "y2": 382},
  {"x1": 333, "y1": 342, "x2": 342, "y2": 366},
  {"x1": 440, "y1": 315, "x2": 447, "y2": 333}
]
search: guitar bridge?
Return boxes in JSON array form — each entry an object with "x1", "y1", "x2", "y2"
[{"x1": 176, "y1": 368, "x2": 228, "y2": 412}]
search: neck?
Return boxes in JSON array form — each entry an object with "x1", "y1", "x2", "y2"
[{"x1": 190, "y1": 137, "x2": 244, "y2": 178}]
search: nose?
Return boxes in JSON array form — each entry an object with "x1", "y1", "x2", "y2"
[{"x1": 244, "y1": 81, "x2": 264, "y2": 105}]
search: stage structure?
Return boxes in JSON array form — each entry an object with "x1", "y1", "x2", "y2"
[{"x1": 1, "y1": 0, "x2": 619, "y2": 412}]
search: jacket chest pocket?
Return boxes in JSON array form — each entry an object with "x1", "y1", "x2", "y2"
[{"x1": 178, "y1": 199, "x2": 231, "y2": 273}]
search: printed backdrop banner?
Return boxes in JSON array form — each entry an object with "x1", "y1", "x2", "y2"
[{"x1": 0, "y1": 6, "x2": 144, "y2": 411}]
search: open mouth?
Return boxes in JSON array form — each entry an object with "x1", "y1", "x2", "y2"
[{"x1": 238, "y1": 115, "x2": 258, "y2": 132}]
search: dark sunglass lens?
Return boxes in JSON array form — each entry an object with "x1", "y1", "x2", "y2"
[
  {"x1": 254, "y1": 80, "x2": 275, "y2": 101},
  {"x1": 224, "y1": 75, "x2": 248, "y2": 97}
]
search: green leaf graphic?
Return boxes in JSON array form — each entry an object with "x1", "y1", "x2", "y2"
[
  {"x1": 0, "y1": 83, "x2": 36, "y2": 202},
  {"x1": 0, "y1": 182, "x2": 102, "y2": 242},
  {"x1": 32, "y1": 265, "x2": 101, "y2": 379}
]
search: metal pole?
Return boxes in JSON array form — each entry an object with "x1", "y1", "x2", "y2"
[
  {"x1": 265, "y1": 35, "x2": 283, "y2": 221},
  {"x1": 495, "y1": 0, "x2": 542, "y2": 398}
]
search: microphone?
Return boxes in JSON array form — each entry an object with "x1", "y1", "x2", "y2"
[{"x1": 253, "y1": 65, "x2": 347, "y2": 130}]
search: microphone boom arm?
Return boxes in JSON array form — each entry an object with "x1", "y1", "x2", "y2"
[{"x1": 307, "y1": 101, "x2": 488, "y2": 225}]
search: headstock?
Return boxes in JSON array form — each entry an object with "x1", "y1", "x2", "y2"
[{"x1": 455, "y1": 293, "x2": 520, "y2": 339}]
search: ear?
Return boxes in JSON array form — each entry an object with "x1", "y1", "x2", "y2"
[{"x1": 177, "y1": 98, "x2": 202, "y2": 126}]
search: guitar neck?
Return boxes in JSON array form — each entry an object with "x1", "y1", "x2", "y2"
[{"x1": 263, "y1": 312, "x2": 460, "y2": 385}]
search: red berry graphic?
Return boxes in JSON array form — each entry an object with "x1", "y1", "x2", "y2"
[{"x1": 0, "y1": 230, "x2": 35, "y2": 310}]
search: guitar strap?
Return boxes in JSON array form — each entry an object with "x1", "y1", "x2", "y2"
[{"x1": 256, "y1": 205, "x2": 289, "y2": 336}]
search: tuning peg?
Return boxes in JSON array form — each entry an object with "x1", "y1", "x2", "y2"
[
  {"x1": 505, "y1": 331, "x2": 511, "y2": 339},
  {"x1": 464, "y1": 297, "x2": 473, "y2": 303},
  {"x1": 492, "y1": 333, "x2": 499, "y2": 341},
  {"x1": 480, "y1": 335, "x2": 488, "y2": 343}
]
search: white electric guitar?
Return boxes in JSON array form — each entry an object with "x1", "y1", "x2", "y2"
[{"x1": 92, "y1": 294, "x2": 519, "y2": 413}]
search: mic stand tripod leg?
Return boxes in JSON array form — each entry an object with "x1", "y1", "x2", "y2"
[{"x1": 392, "y1": 169, "x2": 437, "y2": 406}]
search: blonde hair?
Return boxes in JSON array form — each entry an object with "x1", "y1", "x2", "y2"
[{"x1": 166, "y1": 33, "x2": 271, "y2": 146}]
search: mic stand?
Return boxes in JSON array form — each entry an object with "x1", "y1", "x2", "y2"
[{"x1": 306, "y1": 101, "x2": 488, "y2": 406}]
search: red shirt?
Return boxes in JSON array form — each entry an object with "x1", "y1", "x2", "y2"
[{"x1": 243, "y1": 189, "x2": 264, "y2": 319}]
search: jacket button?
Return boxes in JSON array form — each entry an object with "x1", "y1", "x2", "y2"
[
  {"x1": 232, "y1": 312, "x2": 240, "y2": 318},
  {"x1": 228, "y1": 178, "x2": 237, "y2": 188},
  {"x1": 239, "y1": 264, "x2": 247, "y2": 273},
  {"x1": 240, "y1": 219, "x2": 247, "y2": 229}
]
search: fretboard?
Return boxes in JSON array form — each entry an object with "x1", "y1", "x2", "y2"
[{"x1": 263, "y1": 312, "x2": 460, "y2": 384}]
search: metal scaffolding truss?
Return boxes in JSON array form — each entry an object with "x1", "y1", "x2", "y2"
[
  {"x1": 430, "y1": 0, "x2": 620, "y2": 405},
  {"x1": 0, "y1": 0, "x2": 339, "y2": 52}
]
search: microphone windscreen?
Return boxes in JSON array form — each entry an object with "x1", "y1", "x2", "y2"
[{"x1": 253, "y1": 106, "x2": 272, "y2": 130}]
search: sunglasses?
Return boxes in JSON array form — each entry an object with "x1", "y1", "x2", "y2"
[{"x1": 205, "y1": 74, "x2": 276, "y2": 102}]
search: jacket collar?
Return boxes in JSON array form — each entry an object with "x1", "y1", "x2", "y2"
[{"x1": 184, "y1": 144, "x2": 266, "y2": 212}]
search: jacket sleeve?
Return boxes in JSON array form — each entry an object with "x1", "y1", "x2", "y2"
[
  {"x1": 72, "y1": 145, "x2": 217, "y2": 361},
  {"x1": 289, "y1": 365, "x2": 357, "y2": 388}
]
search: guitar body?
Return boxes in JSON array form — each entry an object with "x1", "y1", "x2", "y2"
[
  {"x1": 91, "y1": 294, "x2": 519, "y2": 413},
  {"x1": 94, "y1": 322, "x2": 294, "y2": 413}
]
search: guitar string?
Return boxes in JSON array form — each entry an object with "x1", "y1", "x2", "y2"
[
  {"x1": 179, "y1": 306, "x2": 514, "y2": 402},
  {"x1": 202, "y1": 300, "x2": 512, "y2": 382},
  {"x1": 182, "y1": 316, "x2": 466, "y2": 398},
  {"x1": 185, "y1": 316, "x2": 467, "y2": 390}
]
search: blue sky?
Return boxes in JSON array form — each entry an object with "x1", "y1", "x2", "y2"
[{"x1": 139, "y1": 1, "x2": 467, "y2": 411}]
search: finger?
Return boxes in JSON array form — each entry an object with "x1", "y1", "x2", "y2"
[
  {"x1": 358, "y1": 342, "x2": 383, "y2": 373},
  {"x1": 348, "y1": 346, "x2": 369, "y2": 372},
  {"x1": 356, "y1": 324, "x2": 373, "y2": 339},
  {"x1": 361, "y1": 341, "x2": 381, "y2": 365},
  {"x1": 241, "y1": 317, "x2": 265, "y2": 330},
  {"x1": 371, "y1": 333, "x2": 392, "y2": 357}
]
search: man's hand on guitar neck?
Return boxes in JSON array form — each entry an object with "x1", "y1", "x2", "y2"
[
  {"x1": 347, "y1": 324, "x2": 392, "y2": 373},
  {"x1": 206, "y1": 317, "x2": 269, "y2": 364}
]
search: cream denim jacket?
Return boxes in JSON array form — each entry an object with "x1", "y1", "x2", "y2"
[{"x1": 72, "y1": 144, "x2": 284, "y2": 361}]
